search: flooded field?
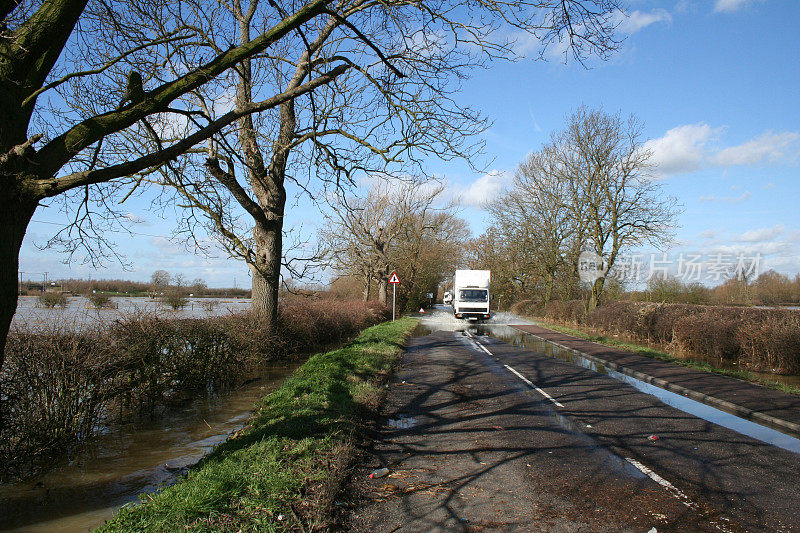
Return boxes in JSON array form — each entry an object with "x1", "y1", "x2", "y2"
[
  {"x1": 0, "y1": 360, "x2": 302, "y2": 532},
  {"x1": 13, "y1": 296, "x2": 251, "y2": 331}
]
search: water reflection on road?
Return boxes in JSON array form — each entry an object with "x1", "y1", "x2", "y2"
[{"x1": 415, "y1": 307, "x2": 800, "y2": 454}]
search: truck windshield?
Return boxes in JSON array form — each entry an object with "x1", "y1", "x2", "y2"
[{"x1": 459, "y1": 289, "x2": 488, "y2": 302}]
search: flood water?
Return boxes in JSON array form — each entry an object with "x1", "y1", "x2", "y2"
[
  {"x1": 0, "y1": 361, "x2": 302, "y2": 532},
  {"x1": 13, "y1": 296, "x2": 252, "y2": 331},
  {"x1": 415, "y1": 307, "x2": 800, "y2": 454}
]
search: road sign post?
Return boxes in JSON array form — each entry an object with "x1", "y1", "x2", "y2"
[{"x1": 388, "y1": 271, "x2": 401, "y2": 320}]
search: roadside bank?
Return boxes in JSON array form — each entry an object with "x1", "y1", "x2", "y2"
[{"x1": 98, "y1": 317, "x2": 418, "y2": 532}]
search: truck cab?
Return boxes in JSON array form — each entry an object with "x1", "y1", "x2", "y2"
[{"x1": 452, "y1": 269, "x2": 491, "y2": 321}]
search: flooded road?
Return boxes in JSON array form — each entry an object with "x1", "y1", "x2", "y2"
[
  {"x1": 0, "y1": 361, "x2": 302, "y2": 532},
  {"x1": 395, "y1": 309, "x2": 800, "y2": 531},
  {"x1": 347, "y1": 311, "x2": 727, "y2": 532},
  {"x1": 416, "y1": 308, "x2": 800, "y2": 452}
]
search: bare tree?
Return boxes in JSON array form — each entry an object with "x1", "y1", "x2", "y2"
[
  {"x1": 0, "y1": 0, "x2": 624, "y2": 424},
  {"x1": 0, "y1": 0, "x2": 361, "y2": 402},
  {"x1": 497, "y1": 106, "x2": 680, "y2": 310},
  {"x1": 113, "y1": 0, "x2": 627, "y2": 330},
  {"x1": 486, "y1": 161, "x2": 580, "y2": 304},
  {"x1": 559, "y1": 107, "x2": 680, "y2": 309},
  {"x1": 322, "y1": 178, "x2": 468, "y2": 309},
  {"x1": 150, "y1": 269, "x2": 170, "y2": 296}
]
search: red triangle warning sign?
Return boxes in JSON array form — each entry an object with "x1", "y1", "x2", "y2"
[{"x1": 388, "y1": 272, "x2": 401, "y2": 284}]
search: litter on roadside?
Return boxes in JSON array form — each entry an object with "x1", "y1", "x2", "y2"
[{"x1": 370, "y1": 467, "x2": 390, "y2": 479}]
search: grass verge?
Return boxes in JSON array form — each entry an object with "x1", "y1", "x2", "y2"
[
  {"x1": 533, "y1": 318, "x2": 800, "y2": 396},
  {"x1": 98, "y1": 316, "x2": 419, "y2": 532}
]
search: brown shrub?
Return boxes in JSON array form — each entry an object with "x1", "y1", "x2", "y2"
[
  {"x1": 509, "y1": 299, "x2": 544, "y2": 317},
  {"x1": 1, "y1": 327, "x2": 124, "y2": 477},
  {"x1": 542, "y1": 300, "x2": 586, "y2": 323},
  {"x1": 541, "y1": 299, "x2": 800, "y2": 376},
  {"x1": 37, "y1": 292, "x2": 67, "y2": 308},
  {"x1": 277, "y1": 298, "x2": 389, "y2": 352},
  {"x1": 672, "y1": 310, "x2": 742, "y2": 361},
  {"x1": 589, "y1": 301, "x2": 644, "y2": 336},
  {"x1": 737, "y1": 314, "x2": 800, "y2": 373}
]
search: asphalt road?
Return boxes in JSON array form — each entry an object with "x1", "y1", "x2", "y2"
[{"x1": 341, "y1": 319, "x2": 800, "y2": 532}]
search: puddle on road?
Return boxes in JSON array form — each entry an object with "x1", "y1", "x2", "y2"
[{"x1": 414, "y1": 315, "x2": 800, "y2": 455}]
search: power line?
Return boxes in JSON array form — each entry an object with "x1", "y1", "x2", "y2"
[{"x1": 30, "y1": 218, "x2": 168, "y2": 239}]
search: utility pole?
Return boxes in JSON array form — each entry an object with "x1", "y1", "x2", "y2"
[
  {"x1": 18, "y1": 271, "x2": 24, "y2": 294},
  {"x1": 43, "y1": 272, "x2": 48, "y2": 293}
]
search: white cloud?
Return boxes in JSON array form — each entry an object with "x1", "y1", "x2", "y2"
[
  {"x1": 708, "y1": 241, "x2": 791, "y2": 256},
  {"x1": 698, "y1": 191, "x2": 750, "y2": 203},
  {"x1": 515, "y1": 8, "x2": 670, "y2": 61},
  {"x1": 644, "y1": 123, "x2": 714, "y2": 176},
  {"x1": 738, "y1": 224, "x2": 785, "y2": 243},
  {"x1": 714, "y1": 0, "x2": 764, "y2": 13},
  {"x1": 510, "y1": 30, "x2": 565, "y2": 60},
  {"x1": 357, "y1": 174, "x2": 446, "y2": 204},
  {"x1": 712, "y1": 132, "x2": 800, "y2": 166},
  {"x1": 699, "y1": 229, "x2": 719, "y2": 239},
  {"x1": 613, "y1": 9, "x2": 672, "y2": 34},
  {"x1": 646, "y1": 125, "x2": 800, "y2": 177},
  {"x1": 407, "y1": 30, "x2": 447, "y2": 59},
  {"x1": 454, "y1": 170, "x2": 510, "y2": 207},
  {"x1": 123, "y1": 213, "x2": 149, "y2": 225}
]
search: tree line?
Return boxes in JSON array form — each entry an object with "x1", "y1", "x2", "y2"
[
  {"x1": 471, "y1": 106, "x2": 679, "y2": 311},
  {"x1": 321, "y1": 178, "x2": 469, "y2": 312},
  {"x1": 18, "y1": 273, "x2": 249, "y2": 297}
]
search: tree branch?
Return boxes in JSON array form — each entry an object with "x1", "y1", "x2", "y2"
[{"x1": 36, "y1": 63, "x2": 350, "y2": 197}]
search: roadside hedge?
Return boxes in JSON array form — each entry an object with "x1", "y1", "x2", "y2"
[
  {"x1": 529, "y1": 300, "x2": 800, "y2": 374},
  {"x1": 0, "y1": 298, "x2": 389, "y2": 480}
]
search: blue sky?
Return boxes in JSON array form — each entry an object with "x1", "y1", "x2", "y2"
[{"x1": 20, "y1": 0, "x2": 800, "y2": 288}]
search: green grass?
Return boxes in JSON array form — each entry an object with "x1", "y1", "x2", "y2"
[
  {"x1": 534, "y1": 318, "x2": 800, "y2": 397},
  {"x1": 98, "y1": 317, "x2": 419, "y2": 532}
]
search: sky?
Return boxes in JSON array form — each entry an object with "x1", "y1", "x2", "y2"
[{"x1": 19, "y1": 0, "x2": 800, "y2": 289}]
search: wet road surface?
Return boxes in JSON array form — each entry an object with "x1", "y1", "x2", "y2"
[{"x1": 341, "y1": 316, "x2": 791, "y2": 532}]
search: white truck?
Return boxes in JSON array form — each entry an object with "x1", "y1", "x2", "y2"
[{"x1": 452, "y1": 269, "x2": 491, "y2": 321}]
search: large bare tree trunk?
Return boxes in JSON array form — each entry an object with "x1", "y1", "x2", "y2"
[
  {"x1": 378, "y1": 276, "x2": 387, "y2": 305},
  {"x1": 250, "y1": 223, "x2": 281, "y2": 328},
  {"x1": 247, "y1": 97, "x2": 291, "y2": 325},
  {"x1": 234, "y1": 12, "x2": 290, "y2": 332},
  {"x1": 588, "y1": 276, "x2": 605, "y2": 313},
  {"x1": 0, "y1": 194, "x2": 36, "y2": 430},
  {"x1": 362, "y1": 270, "x2": 371, "y2": 301}
]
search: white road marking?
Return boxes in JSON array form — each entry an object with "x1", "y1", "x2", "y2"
[
  {"x1": 622, "y1": 458, "x2": 733, "y2": 533},
  {"x1": 624, "y1": 457, "x2": 697, "y2": 509},
  {"x1": 464, "y1": 331, "x2": 565, "y2": 408},
  {"x1": 503, "y1": 364, "x2": 566, "y2": 408},
  {"x1": 464, "y1": 329, "x2": 731, "y2": 532}
]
